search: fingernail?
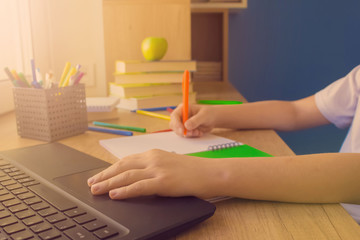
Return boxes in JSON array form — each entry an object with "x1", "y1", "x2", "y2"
[
  {"x1": 91, "y1": 184, "x2": 99, "y2": 194},
  {"x1": 109, "y1": 190, "x2": 118, "y2": 199},
  {"x1": 87, "y1": 177, "x2": 94, "y2": 186}
]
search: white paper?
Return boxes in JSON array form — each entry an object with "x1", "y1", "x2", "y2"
[{"x1": 99, "y1": 131, "x2": 239, "y2": 159}]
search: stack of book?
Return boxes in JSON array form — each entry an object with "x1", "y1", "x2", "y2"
[
  {"x1": 110, "y1": 60, "x2": 197, "y2": 110},
  {"x1": 192, "y1": 61, "x2": 222, "y2": 82}
]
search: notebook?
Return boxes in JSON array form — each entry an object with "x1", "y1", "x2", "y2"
[
  {"x1": 99, "y1": 131, "x2": 272, "y2": 159},
  {"x1": 0, "y1": 143, "x2": 215, "y2": 240},
  {"x1": 86, "y1": 97, "x2": 120, "y2": 112}
]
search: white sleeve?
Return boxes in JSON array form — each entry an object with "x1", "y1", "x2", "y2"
[{"x1": 315, "y1": 65, "x2": 360, "y2": 129}]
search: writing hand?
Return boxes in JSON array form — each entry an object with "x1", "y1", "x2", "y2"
[{"x1": 170, "y1": 104, "x2": 216, "y2": 137}]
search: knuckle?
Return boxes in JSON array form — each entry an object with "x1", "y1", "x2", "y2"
[{"x1": 119, "y1": 171, "x2": 132, "y2": 183}]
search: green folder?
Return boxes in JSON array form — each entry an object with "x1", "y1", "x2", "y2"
[{"x1": 186, "y1": 144, "x2": 272, "y2": 158}]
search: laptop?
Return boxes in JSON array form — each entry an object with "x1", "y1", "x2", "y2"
[{"x1": 0, "y1": 143, "x2": 215, "y2": 240}]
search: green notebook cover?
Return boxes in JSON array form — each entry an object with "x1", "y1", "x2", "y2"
[{"x1": 186, "y1": 144, "x2": 272, "y2": 158}]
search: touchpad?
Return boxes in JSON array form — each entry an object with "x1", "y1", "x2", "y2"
[{"x1": 53, "y1": 167, "x2": 108, "y2": 204}]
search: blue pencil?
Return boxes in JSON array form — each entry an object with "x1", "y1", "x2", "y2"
[
  {"x1": 88, "y1": 126, "x2": 133, "y2": 136},
  {"x1": 130, "y1": 106, "x2": 177, "y2": 112}
]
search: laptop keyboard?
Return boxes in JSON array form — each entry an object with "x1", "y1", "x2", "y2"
[{"x1": 0, "y1": 158, "x2": 120, "y2": 240}]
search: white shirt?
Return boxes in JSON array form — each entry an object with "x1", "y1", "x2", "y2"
[{"x1": 315, "y1": 64, "x2": 360, "y2": 223}]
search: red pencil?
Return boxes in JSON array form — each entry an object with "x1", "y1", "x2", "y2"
[{"x1": 151, "y1": 129, "x2": 173, "y2": 134}]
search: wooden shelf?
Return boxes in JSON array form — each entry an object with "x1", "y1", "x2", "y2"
[
  {"x1": 191, "y1": 0, "x2": 247, "y2": 10},
  {"x1": 190, "y1": 1, "x2": 247, "y2": 83},
  {"x1": 191, "y1": 9, "x2": 229, "y2": 82}
]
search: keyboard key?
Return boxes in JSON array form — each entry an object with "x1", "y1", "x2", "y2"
[
  {"x1": 0, "y1": 216, "x2": 18, "y2": 227},
  {"x1": 0, "y1": 189, "x2": 9, "y2": 196},
  {"x1": 6, "y1": 183, "x2": 22, "y2": 191},
  {"x1": 11, "y1": 187, "x2": 28, "y2": 195},
  {"x1": 0, "y1": 210, "x2": 11, "y2": 219},
  {"x1": 17, "y1": 192, "x2": 35, "y2": 200},
  {"x1": 23, "y1": 181, "x2": 39, "y2": 187},
  {"x1": 22, "y1": 215, "x2": 43, "y2": 226},
  {"x1": 10, "y1": 229, "x2": 34, "y2": 240},
  {"x1": 9, "y1": 203, "x2": 28, "y2": 213},
  {"x1": 46, "y1": 213, "x2": 66, "y2": 224},
  {"x1": 17, "y1": 177, "x2": 33, "y2": 184},
  {"x1": 24, "y1": 196, "x2": 42, "y2": 205},
  {"x1": 93, "y1": 227, "x2": 119, "y2": 239},
  {"x1": 31, "y1": 202, "x2": 49, "y2": 211},
  {"x1": 1, "y1": 168, "x2": 11, "y2": 173},
  {"x1": 0, "y1": 165, "x2": 11, "y2": 170},
  {"x1": 64, "y1": 226, "x2": 98, "y2": 240},
  {"x1": 13, "y1": 174, "x2": 28, "y2": 180},
  {"x1": 54, "y1": 219, "x2": 76, "y2": 231},
  {"x1": 9, "y1": 167, "x2": 19, "y2": 172},
  {"x1": 3, "y1": 198, "x2": 21, "y2": 207},
  {"x1": 8, "y1": 171, "x2": 24, "y2": 177},
  {"x1": 38, "y1": 207, "x2": 57, "y2": 217},
  {"x1": 30, "y1": 222, "x2": 53, "y2": 233},
  {"x1": 73, "y1": 214, "x2": 96, "y2": 224},
  {"x1": 39, "y1": 229, "x2": 62, "y2": 240},
  {"x1": 0, "y1": 176, "x2": 11, "y2": 182},
  {"x1": 0, "y1": 232, "x2": 10, "y2": 240},
  {"x1": 3, "y1": 222, "x2": 26, "y2": 234},
  {"x1": 15, "y1": 209, "x2": 36, "y2": 220},
  {"x1": 83, "y1": 220, "x2": 107, "y2": 231},
  {"x1": 1, "y1": 179, "x2": 17, "y2": 186},
  {"x1": 29, "y1": 185, "x2": 77, "y2": 212},
  {"x1": 64, "y1": 208, "x2": 86, "y2": 218},
  {"x1": 0, "y1": 193, "x2": 14, "y2": 202}
]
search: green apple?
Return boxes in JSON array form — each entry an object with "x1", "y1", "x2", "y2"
[{"x1": 141, "y1": 37, "x2": 168, "y2": 61}]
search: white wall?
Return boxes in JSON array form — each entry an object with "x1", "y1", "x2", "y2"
[
  {"x1": 0, "y1": 0, "x2": 33, "y2": 114},
  {"x1": 29, "y1": 0, "x2": 107, "y2": 96}
]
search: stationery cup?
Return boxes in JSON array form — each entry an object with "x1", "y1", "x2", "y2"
[{"x1": 13, "y1": 84, "x2": 88, "y2": 142}]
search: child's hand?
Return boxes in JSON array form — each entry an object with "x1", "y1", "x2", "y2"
[
  {"x1": 87, "y1": 150, "x2": 220, "y2": 200},
  {"x1": 170, "y1": 104, "x2": 216, "y2": 137}
]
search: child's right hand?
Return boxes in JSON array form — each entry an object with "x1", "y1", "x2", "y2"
[{"x1": 170, "y1": 104, "x2": 217, "y2": 137}]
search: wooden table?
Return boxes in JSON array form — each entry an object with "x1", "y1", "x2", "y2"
[{"x1": 1, "y1": 82, "x2": 360, "y2": 239}]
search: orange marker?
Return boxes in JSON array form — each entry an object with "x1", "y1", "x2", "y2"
[{"x1": 182, "y1": 70, "x2": 189, "y2": 136}]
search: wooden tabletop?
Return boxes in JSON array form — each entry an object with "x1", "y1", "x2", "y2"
[{"x1": 1, "y1": 82, "x2": 360, "y2": 240}]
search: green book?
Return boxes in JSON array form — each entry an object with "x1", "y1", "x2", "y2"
[{"x1": 186, "y1": 144, "x2": 272, "y2": 158}]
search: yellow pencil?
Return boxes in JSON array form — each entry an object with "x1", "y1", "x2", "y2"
[
  {"x1": 135, "y1": 110, "x2": 171, "y2": 121},
  {"x1": 62, "y1": 67, "x2": 77, "y2": 87},
  {"x1": 59, "y1": 62, "x2": 71, "y2": 87}
]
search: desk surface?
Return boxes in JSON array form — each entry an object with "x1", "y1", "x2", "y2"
[{"x1": 1, "y1": 82, "x2": 360, "y2": 240}]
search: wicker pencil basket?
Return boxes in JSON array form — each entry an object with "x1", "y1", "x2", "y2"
[{"x1": 13, "y1": 84, "x2": 88, "y2": 142}]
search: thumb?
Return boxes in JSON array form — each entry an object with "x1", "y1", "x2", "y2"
[{"x1": 184, "y1": 111, "x2": 207, "y2": 131}]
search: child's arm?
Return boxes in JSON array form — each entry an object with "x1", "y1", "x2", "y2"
[
  {"x1": 88, "y1": 150, "x2": 360, "y2": 204},
  {"x1": 170, "y1": 95, "x2": 331, "y2": 137},
  {"x1": 213, "y1": 95, "x2": 330, "y2": 131}
]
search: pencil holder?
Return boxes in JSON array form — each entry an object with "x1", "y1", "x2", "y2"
[{"x1": 13, "y1": 84, "x2": 88, "y2": 142}]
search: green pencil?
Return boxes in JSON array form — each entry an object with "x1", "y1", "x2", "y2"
[
  {"x1": 197, "y1": 100, "x2": 243, "y2": 105},
  {"x1": 93, "y1": 121, "x2": 146, "y2": 133}
]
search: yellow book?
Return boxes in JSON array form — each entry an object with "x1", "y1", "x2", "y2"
[
  {"x1": 109, "y1": 82, "x2": 193, "y2": 98},
  {"x1": 115, "y1": 60, "x2": 197, "y2": 73},
  {"x1": 113, "y1": 72, "x2": 190, "y2": 84},
  {"x1": 115, "y1": 92, "x2": 197, "y2": 110}
]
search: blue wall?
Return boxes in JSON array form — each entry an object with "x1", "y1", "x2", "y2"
[{"x1": 228, "y1": 0, "x2": 360, "y2": 155}]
